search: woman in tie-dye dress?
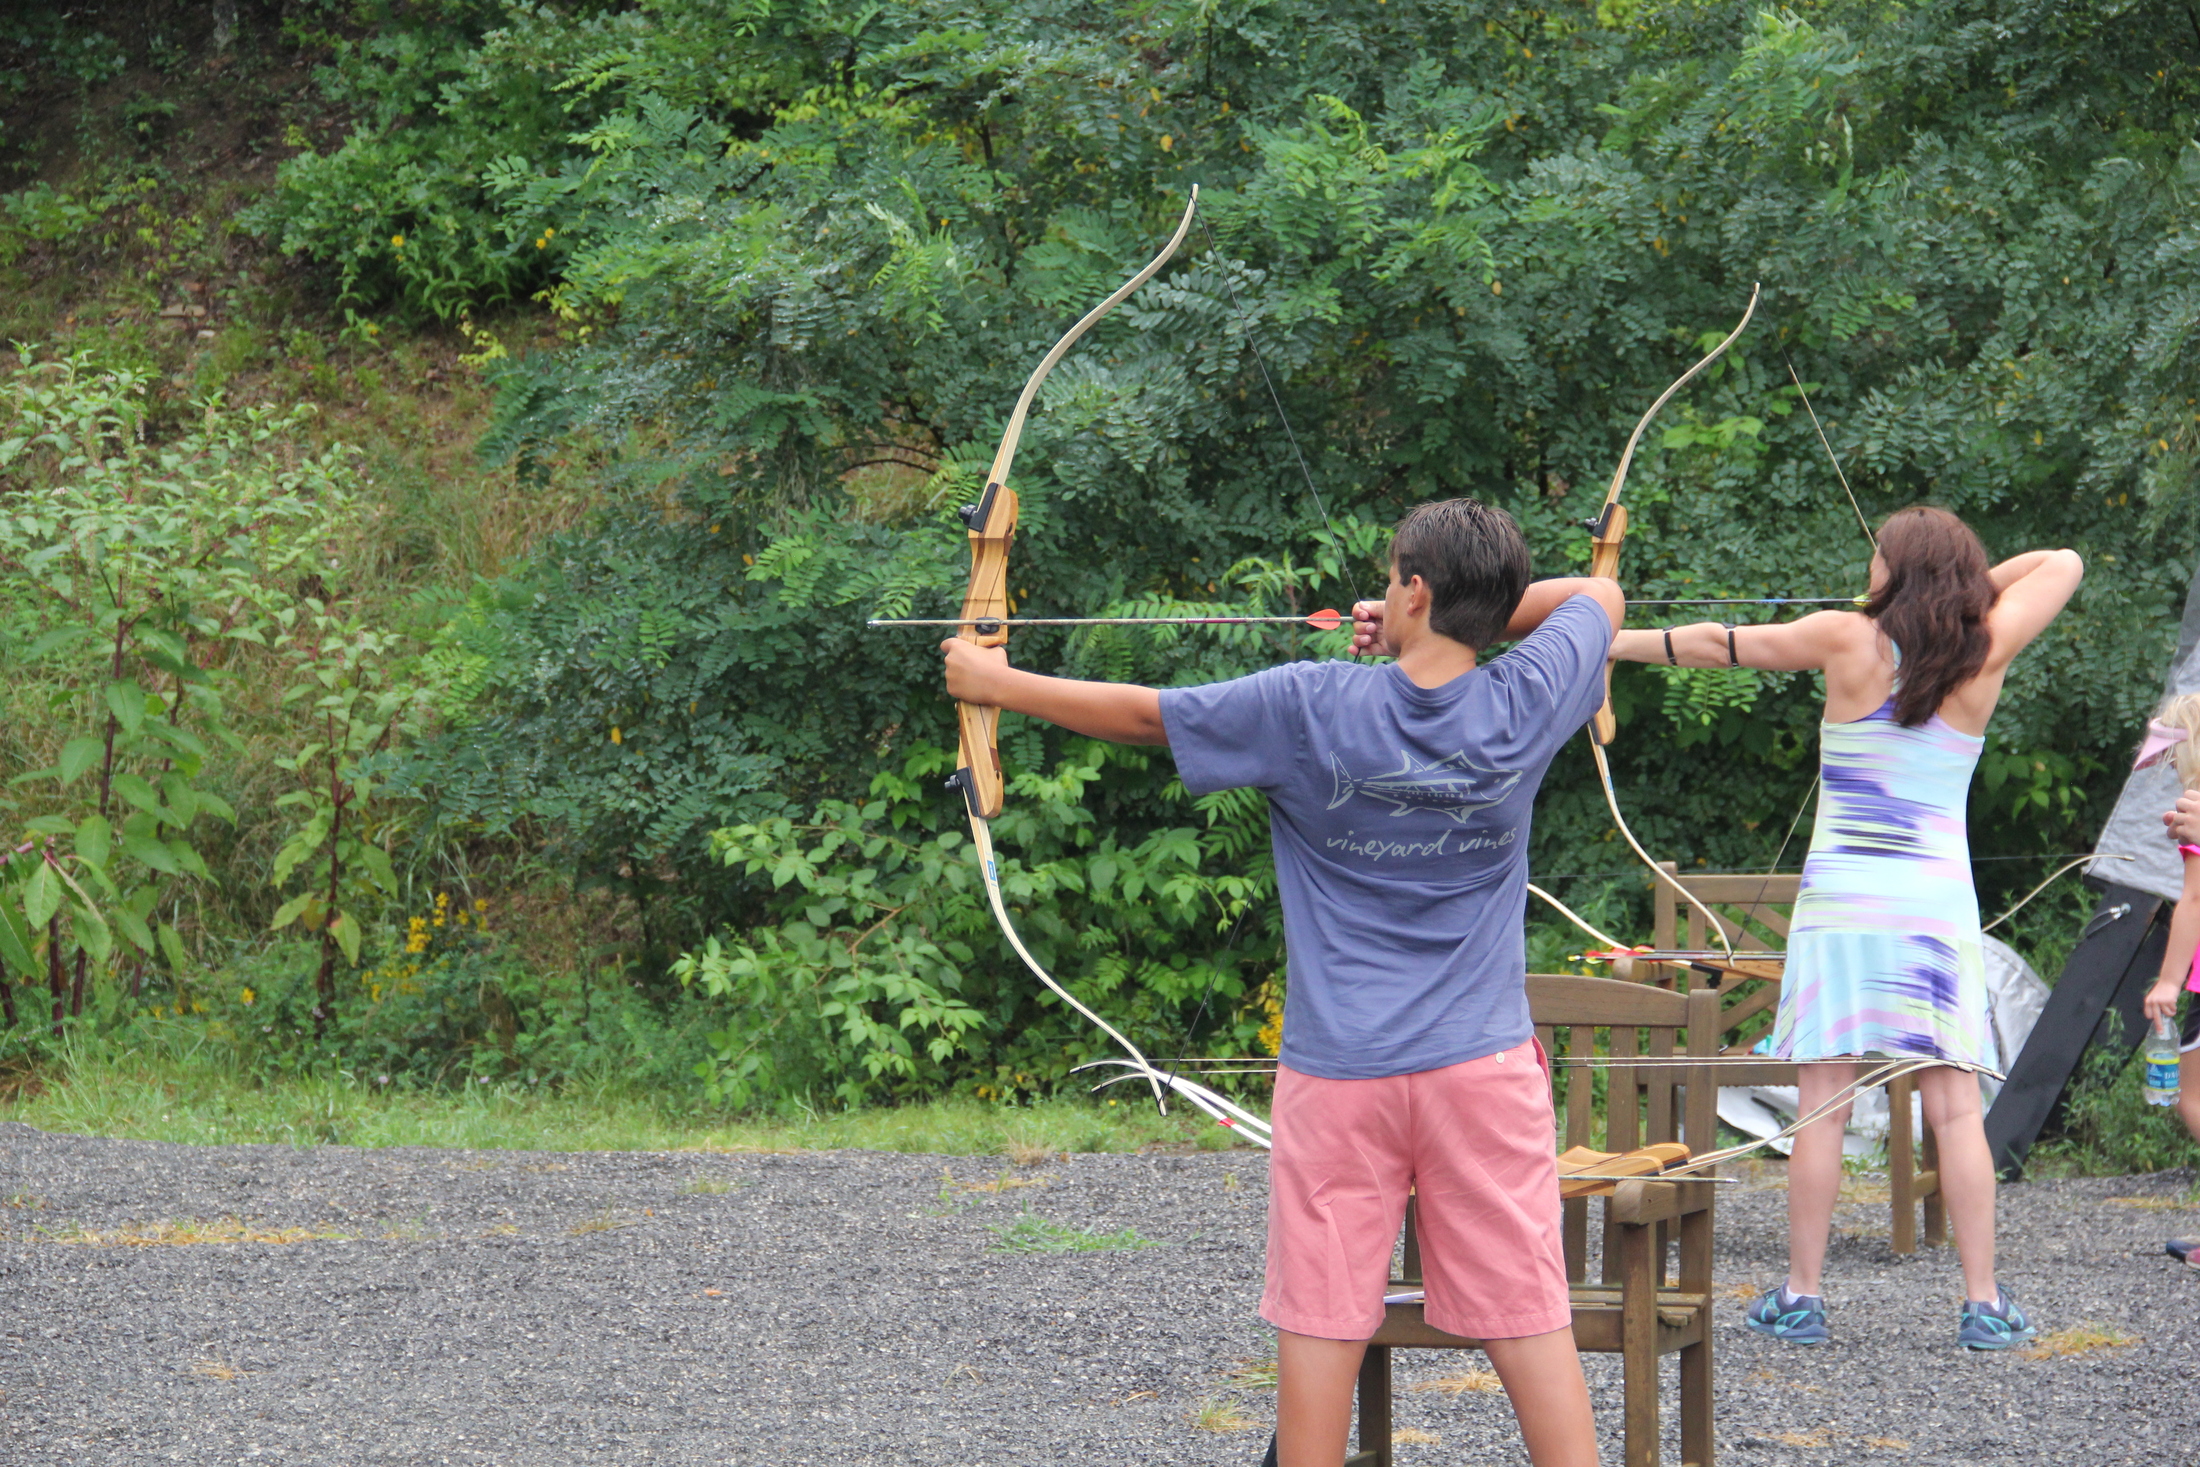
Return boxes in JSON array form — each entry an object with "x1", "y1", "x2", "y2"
[{"x1": 1612, "y1": 508, "x2": 2082, "y2": 1350}]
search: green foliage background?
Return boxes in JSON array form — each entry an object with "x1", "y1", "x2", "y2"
[{"x1": 4, "y1": 0, "x2": 2198, "y2": 1125}]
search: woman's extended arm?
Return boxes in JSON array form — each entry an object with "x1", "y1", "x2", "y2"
[{"x1": 1611, "y1": 611, "x2": 1865, "y2": 673}]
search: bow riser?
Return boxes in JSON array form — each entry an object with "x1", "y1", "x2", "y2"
[
  {"x1": 952, "y1": 479, "x2": 1016, "y2": 819},
  {"x1": 1587, "y1": 502, "x2": 1628, "y2": 743}
]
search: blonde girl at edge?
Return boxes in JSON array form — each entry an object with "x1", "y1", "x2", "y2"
[
  {"x1": 1608, "y1": 507, "x2": 2081, "y2": 1349},
  {"x1": 2138, "y1": 692, "x2": 2200, "y2": 1266}
]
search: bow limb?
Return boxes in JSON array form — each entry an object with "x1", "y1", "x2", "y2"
[
  {"x1": 1588, "y1": 281, "x2": 1761, "y2": 740},
  {"x1": 1585, "y1": 284, "x2": 1761, "y2": 961},
  {"x1": 947, "y1": 191, "x2": 1206, "y2": 1118}
]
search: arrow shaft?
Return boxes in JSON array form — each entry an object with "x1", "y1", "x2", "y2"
[{"x1": 874, "y1": 614, "x2": 1340, "y2": 628}]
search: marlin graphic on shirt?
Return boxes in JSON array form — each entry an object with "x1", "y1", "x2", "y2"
[{"x1": 1327, "y1": 751, "x2": 1523, "y2": 822}]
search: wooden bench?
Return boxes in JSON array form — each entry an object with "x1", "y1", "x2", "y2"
[
  {"x1": 1644, "y1": 864, "x2": 1943, "y2": 1253},
  {"x1": 1335, "y1": 974, "x2": 1722, "y2": 1467}
]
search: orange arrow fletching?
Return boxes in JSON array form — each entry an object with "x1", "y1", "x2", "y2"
[{"x1": 1304, "y1": 608, "x2": 1343, "y2": 631}]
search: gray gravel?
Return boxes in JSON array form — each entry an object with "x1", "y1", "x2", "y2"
[{"x1": 0, "y1": 1119, "x2": 2193, "y2": 1465}]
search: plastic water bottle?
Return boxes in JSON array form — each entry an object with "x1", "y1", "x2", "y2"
[{"x1": 2143, "y1": 1016, "x2": 2180, "y2": 1107}]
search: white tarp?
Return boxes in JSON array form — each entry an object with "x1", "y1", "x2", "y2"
[
  {"x1": 1714, "y1": 934, "x2": 2051, "y2": 1156},
  {"x1": 2086, "y1": 552, "x2": 2200, "y2": 903}
]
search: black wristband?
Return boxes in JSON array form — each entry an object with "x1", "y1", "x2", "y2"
[
  {"x1": 1661, "y1": 627, "x2": 1678, "y2": 666},
  {"x1": 1722, "y1": 624, "x2": 1741, "y2": 668}
]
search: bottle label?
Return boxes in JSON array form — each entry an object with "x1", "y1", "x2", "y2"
[{"x1": 2145, "y1": 1059, "x2": 2181, "y2": 1101}]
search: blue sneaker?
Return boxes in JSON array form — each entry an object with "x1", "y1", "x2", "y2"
[
  {"x1": 1957, "y1": 1288, "x2": 2037, "y2": 1350},
  {"x1": 1744, "y1": 1285, "x2": 1829, "y2": 1344}
]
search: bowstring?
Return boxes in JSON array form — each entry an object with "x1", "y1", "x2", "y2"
[
  {"x1": 1782, "y1": 350, "x2": 1877, "y2": 552},
  {"x1": 1198, "y1": 214, "x2": 1366, "y2": 608}
]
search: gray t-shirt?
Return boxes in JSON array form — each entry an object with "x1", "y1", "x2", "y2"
[{"x1": 1158, "y1": 596, "x2": 1612, "y2": 1080}]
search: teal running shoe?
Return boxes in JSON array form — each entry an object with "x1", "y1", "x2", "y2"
[
  {"x1": 1744, "y1": 1285, "x2": 1828, "y2": 1344},
  {"x1": 1956, "y1": 1288, "x2": 2037, "y2": 1350}
]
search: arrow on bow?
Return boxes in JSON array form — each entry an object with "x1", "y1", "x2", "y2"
[{"x1": 942, "y1": 185, "x2": 1272, "y2": 1143}]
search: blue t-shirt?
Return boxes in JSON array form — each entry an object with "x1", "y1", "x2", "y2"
[{"x1": 1158, "y1": 596, "x2": 1613, "y2": 1080}]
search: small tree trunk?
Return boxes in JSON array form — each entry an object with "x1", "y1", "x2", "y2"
[
  {"x1": 47, "y1": 914, "x2": 65, "y2": 1039},
  {"x1": 68, "y1": 947, "x2": 87, "y2": 1017},
  {"x1": 0, "y1": 972, "x2": 18, "y2": 1028},
  {"x1": 312, "y1": 754, "x2": 345, "y2": 1038}
]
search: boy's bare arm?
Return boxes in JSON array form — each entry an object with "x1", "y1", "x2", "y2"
[
  {"x1": 1350, "y1": 577, "x2": 1621, "y2": 655},
  {"x1": 941, "y1": 639, "x2": 1168, "y2": 745},
  {"x1": 1504, "y1": 577, "x2": 1623, "y2": 636}
]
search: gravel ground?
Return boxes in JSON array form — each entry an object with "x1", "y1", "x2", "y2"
[{"x1": 1, "y1": 1119, "x2": 2194, "y2": 1466}]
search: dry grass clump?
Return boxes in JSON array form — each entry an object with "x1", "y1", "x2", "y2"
[
  {"x1": 1772, "y1": 1428, "x2": 1831, "y2": 1448},
  {"x1": 1192, "y1": 1397, "x2": 1259, "y2": 1433},
  {"x1": 2017, "y1": 1324, "x2": 2139, "y2": 1361},
  {"x1": 1224, "y1": 1356, "x2": 1279, "y2": 1391},
  {"x1": 1411, "y1": 1369, "x2": 1503, "y2": 1395},
  {"x1": 54, "y1": 1217, "x2": 337, "y2": 1247}
]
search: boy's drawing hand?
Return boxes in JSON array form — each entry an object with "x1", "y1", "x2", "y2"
[
  {"x1": 941, "y1": 638, "x2": 1012, "y2": 705},
  {"x1": 2145, "y1": 976, "x2": 2184, "y2": 1026},
  {"x1": 1349, "y1": 600, "x2": 1391, "y2": 657},
  {"x1": 2166, "y1": 789, "x2": 2200, "y2": 844}
]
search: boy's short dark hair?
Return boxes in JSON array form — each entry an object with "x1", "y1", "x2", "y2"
[{"x1": 1390, "y1": 498, "x2": 1530, "y2": 650}]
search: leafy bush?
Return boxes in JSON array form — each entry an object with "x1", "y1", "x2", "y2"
[
  {"x1": 189, "y1": 897, "x2": 718, "y2": 1100},
  {"x1": 0, "y1": 351, "x2": 357, "y2": 1033},
  {"x1": 2035, "y1": 1012, "x2": 2200, "y2": 1177}
]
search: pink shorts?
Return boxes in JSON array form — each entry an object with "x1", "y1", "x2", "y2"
[{"x1": 1261, "y1": 1038, "x2": 1571, "y2": 1342}]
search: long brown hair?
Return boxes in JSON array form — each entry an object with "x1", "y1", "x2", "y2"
[{"x1": 1861, "y1": 507, "x2": 1997, "y2": 726}]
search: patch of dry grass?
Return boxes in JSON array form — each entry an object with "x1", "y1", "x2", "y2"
[
  {"x1": 952, "y1": 1169, "x2": 1051, "y2": 1194},
  {"x1": 1003, "y1": 1138, "x2": 1056, "y2": 1167},
  {"x1": 1223, "y1": 1356, "x2": 1279, "y2": 1391},
  {"x1": 1771, "y1": 1428, "x2": 1831, "y2": 1448},
  {"x1": 1192, "y1": 1397, "x2": 1259, "y2": 1433},
  {"x1": 1862, "y1": 1437, "x2": 1911, "y2": 1452},
  {"x1": 51, "y1": 1217, "x2": 341, "y2": 1247},
  {"x1": 1411, "y1": 1369, "x2": 1503, "y2": 1395},
  {"x1": 2017, "y1": 1324, "x2": 2139, "y2": 1361},
  {"x1": 190, "y1": 1357, "x2": 243, "y2": 1381},
  {"x1": 2104, "y1": 1195, "x2": 2197, "y2": 1212},
  {"x1": 566, "y1": 1208, "x2": 629, "y2": 1236},
  {"x1": 1391, "y1": 1427, "x2": 1441, "y2": 1446}
]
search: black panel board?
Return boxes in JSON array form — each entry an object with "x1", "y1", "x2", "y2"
[{"x1": 1987, "y1": 882, "x2": 2168, "y2": 1177}]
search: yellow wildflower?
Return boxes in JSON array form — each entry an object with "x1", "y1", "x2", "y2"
[
  {"x1": 392, "y1": 234, "x2": 405, "y2": 248},
  {"x1": 240, "y1": 987, "x2": 255, "y2": 1005}
]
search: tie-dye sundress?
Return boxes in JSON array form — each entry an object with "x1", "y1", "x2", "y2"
[{"x1": 1769, "y1": 695, "x2": 1995, "y2": 1066}]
